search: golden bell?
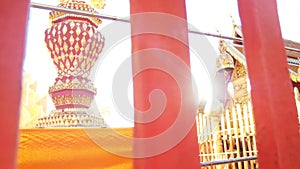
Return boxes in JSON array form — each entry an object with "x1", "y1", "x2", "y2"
[{"x1": 216, "y1": 40, "x2": 234, "y2": 72}]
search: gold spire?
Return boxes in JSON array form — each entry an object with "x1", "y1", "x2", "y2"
[{"x1": 230, "y1": 14, "x2": 237, "y2": 28}]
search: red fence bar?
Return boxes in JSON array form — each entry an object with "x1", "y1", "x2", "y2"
[
  {"x1": 130, "y1": 0, "x2": 200, "y2": 168},
  {"x1": 237, "y1": 0, "x2": 300, "y2": 169},
  {"x1": 0, "y1": 0, "x2": 29, "y2": 168}
]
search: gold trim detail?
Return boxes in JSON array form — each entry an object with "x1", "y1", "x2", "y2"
[
  {"x1": 36, "y1": 110, "x2": 106, "y2": 128},
  {"x1": 91, "y1": 0, "x2": 106, "y2": 9},
  {"x1": 49, "y1": 76, "x2": 97, "y2": 94},
  {"x1": 50, "y1": 0, "x2": 102, "y2": 26},
  {"x1": 52, "y1": 95, "x2": 93, "y2": 107}
]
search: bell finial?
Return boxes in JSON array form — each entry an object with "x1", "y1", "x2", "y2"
[{"x1": 216, "y1": 40, "x2": 235, "y2": 72}]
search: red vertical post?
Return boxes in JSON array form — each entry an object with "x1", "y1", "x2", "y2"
[
  {"x1": 0, "y1": 0, "x2": 29, "y2": 168},
  {"x1": 130, "y1": 0, "x2": 200, "y2": 168},
  {"x1": 238, "y1": 0, "x2": 300, "y2": 169}
]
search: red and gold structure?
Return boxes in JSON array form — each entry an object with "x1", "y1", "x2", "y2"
[
  {"x1": 36, "y1": 0, "x2": 106, "y2": 128},
  {"x1": 1, "y1": 0, "x2": 300, "y2": 168}
]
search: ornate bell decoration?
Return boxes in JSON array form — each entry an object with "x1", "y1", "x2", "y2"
[{"x1": 216, "y1": 40, "x2": 235, "y2": 72}]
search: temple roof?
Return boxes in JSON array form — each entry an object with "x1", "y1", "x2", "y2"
[{"x1": 223, "y1": 25, "x2": 300, "y2": 83}]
